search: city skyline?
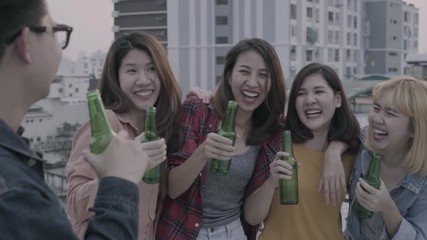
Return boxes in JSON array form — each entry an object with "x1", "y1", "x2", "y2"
[{"x1": 47, "y1": 0, "x2": 426, "y2": 60}]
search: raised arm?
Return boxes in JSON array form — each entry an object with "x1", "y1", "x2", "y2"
[{"x1": 167, "y1": 97, "x2": 233, "y2": 199}]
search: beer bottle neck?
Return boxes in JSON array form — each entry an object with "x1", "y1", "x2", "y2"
[
  {"x1": 88, "y1": 95, "x2": 113, "y2": 137},
  {"x1": 221, "y1": 102, "x2": 237, "y2": 132},
  {"x1": 367, "y1": 153, "x2": 381, "y2": 178},
  {"x1": 284, "y1": 131, "x2": 293, "y2": 157}
]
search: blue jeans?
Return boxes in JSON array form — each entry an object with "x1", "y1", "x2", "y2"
[{"x1": 196, "y1": 218, "x2": 247, "y2": 240}]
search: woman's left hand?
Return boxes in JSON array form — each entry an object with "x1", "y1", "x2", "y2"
[{"x1": 318, "y1": 150, "x2": 346, "y2": 206}]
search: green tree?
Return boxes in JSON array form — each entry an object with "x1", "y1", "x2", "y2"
[{"x1": 54, "y1": 122, "x2": 80, "y2": 165}]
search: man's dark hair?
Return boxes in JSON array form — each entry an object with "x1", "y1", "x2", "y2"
[{"x1": 0, "y1": 0, "x2": 46, "y2": 61}]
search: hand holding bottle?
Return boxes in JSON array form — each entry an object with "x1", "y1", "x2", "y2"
[
  {"x1": 202, "y1": 132, "x2": 235, "y2": 161},
  {"x1": 267, "y1": 151, "x2": 293, "y2": 188},
  {"x1": 83, "y1": 130, "x2": 149, "y2": 184},
  {"x1": 135, "y1": 133, "x2": 167, "y2": 171},
  {"x1": 356, "y1": 178, "x2": 393, "y2": 213}
]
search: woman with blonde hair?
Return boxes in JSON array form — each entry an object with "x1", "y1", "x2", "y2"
[{"x1": 345, "y1": 77, "x2": 427, "y2": 239}]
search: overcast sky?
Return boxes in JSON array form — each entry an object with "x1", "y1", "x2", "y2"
[{"x1": 46, "y1": 0, "x2": 426, "y2": 60}]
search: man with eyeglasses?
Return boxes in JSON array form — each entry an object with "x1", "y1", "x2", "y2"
[{"x1": 0, "y1": 1, "x2": 149, "y2": 239}]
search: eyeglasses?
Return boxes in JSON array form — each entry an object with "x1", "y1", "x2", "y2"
[{"x1": 4, "y1": 24, "x2": 73, "y2": 50}]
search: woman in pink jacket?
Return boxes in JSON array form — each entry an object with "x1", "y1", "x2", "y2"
[{"x1": 66, "y1": 32, "x2": 182, "y2": 240}]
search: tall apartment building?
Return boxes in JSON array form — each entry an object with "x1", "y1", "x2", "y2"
[
  {"x1": 364, "y1": 0, "x2": 419, "y2": 75},
  {"x1": 113, "y1": 0, "x2": 167, "y2": 43},
  {"x1": 112, "y1": 0, "x2": 417, "y2": 95}
]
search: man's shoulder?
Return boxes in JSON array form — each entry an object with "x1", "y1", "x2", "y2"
[{"x1": 0, "y1": 147, "x2": 48, "y2": 197}]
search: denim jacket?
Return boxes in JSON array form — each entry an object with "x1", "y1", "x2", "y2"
[
  {"x1": 345, "y1": 127, "x2": 427, "y2": 240},
  {"x1": 0, "y1": 119, "x2": 139, "y2": 239}
]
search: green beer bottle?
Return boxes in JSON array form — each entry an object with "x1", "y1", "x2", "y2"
[
  {"x1": 355, "y1": 152, "x2": 382, "y2": 218},
  {"x1": 279, "y1": 130, "x2": 299, "y2": 204},
  {"x1": 142, "y1": 106, "x2": 160, "y2": 184},
  {"x1": 211, "y1": 100, "x2": 238, "y2": 176},
  {"x1": 87, "y1": 90, "x2": 115, "y2": 154}
]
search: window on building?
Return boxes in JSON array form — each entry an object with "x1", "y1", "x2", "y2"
[
  {"x1": 307, "y1": 7, "x2": 313, "y2": 18},
  {"x1": 75, "y1": 88, "x2": 79, "y2": 92},
  {"x1": 290, "y1": 46, "x2": 297, "y2": 61},
  {"x1": 306, "y1": 50, "x2": 313, "y2": 62},
  {"x1": 216, "y1": 56, "x2": 225, "y2": 65},
  {"x1": 335, "y1": 49, "x2": 340, "y2": 62},
  {"x1": 404, "y1": 12, "x2": 409, "y2": 22},
  {"x1": 346, "y1": 49, "x2": 351, "y2": 61},
  {"x1": 69, "y1": 93, "x2": 73, "y2": 97},
  {"x1": 216, "y1": 36, "x2": 228, "y2": 44},
  {"x1": 353, "y1": 16, "x2": 357, "y2": 28},
  {"x1": 69, "y1": 84, "x2": 72, "y2": 88},
  {"x1": 290, "y1": 4, "x2": 297, "y2": 20},
  {"x1": 354, "y1": 50, "x2": 358, "y2": 62},
  {"x1": 353, "y1": 33, "x2": 357, "y2": 46},
  {"x1": 215, "y1": 16, "x2": 228, "y2": 25},
  {"x1": 39, "y1": 118, "x2": 42, "y2": 122},
  {"x1": 347, "y1": 32, "x2": 351, "y2": 45},
  {"x1": 403, "y1": 40, "x2": 408, "y2": 50},
  {"x1": 36, "y1": 137, "x2": 41, "y2": 142},
  {"x1": 216, "y1": 0, "x2": 227, "y2": 5},
  {"x1": 328, "y1": 11, "x2": 334, "y2": 24},
  {"x1": 388, "y1": 52, "x2": 398, "y2": 56},
  {"x1": 414, "y1": 41, "x2": 418, "y2": 49},
  {"x1": 58, "y1": 88, "x2": 63, "y2": 93}
]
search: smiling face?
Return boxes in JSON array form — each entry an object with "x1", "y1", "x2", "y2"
[
  {"x1": 368, "y1": 93, "x2": 413, "y2": 155},
  {"x1": 295, "y1": 73, "x2": 342, "y2": 135},
  {"x1": 118, "y1": 49, "x2": 161, "y2": 112},
  {"x1": 228, "y1": 50, "x2": 271, "y2": 116}
]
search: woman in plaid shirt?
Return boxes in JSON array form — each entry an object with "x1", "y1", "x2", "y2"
[{"x1": 156, "y1": 38, "x2": 286, "y2": 240}]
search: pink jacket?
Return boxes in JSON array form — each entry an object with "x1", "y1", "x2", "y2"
[{"x1": 66, "y1": 110, "x2": 159, "y2": 240}]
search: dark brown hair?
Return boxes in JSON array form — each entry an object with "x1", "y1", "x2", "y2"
[
  {"x1": 98, "y1": 31, "x2": 182, "y2": 153},
  {"x1": 285, "y1": 63, "x2": 359, "y2": 144},
  {"x1": 213, "y1": 38, "x2": 286, "y2": 145},
  {"x1": 0, "y1": 0, "x2": 46, "y2": 61}
]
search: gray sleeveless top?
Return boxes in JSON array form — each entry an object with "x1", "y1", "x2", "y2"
[{"x1": 202, "y1": 145, "x2": 260, "y2": 227}]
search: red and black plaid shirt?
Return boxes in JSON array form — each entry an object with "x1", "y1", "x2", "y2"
[{"x1": 156, "y1": 96, "x2": 282, "y2": 240}]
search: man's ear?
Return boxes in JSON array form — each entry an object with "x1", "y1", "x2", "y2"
[{"x1": 14, "y1": 27, "x2": 32, "y2": 64}]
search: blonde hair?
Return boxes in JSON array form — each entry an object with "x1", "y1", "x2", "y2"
[{"x1": 367, "y1": 76, "x2": 427, "y2": 176}]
